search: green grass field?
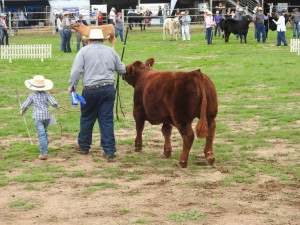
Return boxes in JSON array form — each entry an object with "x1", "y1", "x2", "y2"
[{"x1": 0, "y1": 26, "x2": 299, "y2": 224}]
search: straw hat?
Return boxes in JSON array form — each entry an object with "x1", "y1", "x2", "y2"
[
  {"x1": 25, "y1": 75, "x2": 53, "y2": 91},
  {"x1": 181, "y1": 11, "x2": 185, "y2": 15},
  {"x1": 63, "y1": 11, "x2": 71, "y2": 15},
  {"x1": 239, "y1": 8, "x2": 243, "y2": 12},
  {"x1": 207, "y1": 11, "x2": 212, "y2": 15},
  {"x1": 258, "y1": 7, "x2": 263, "y2": 11},
  {"x1": 216, "y1": 11, "x2": 220, "y2": 14},
  {"x1": 85, "y1": 29, "x2": 104, "y2": 39},
  {"x1": 293, "y1": 8, "x2": 299, "y2": 12}
]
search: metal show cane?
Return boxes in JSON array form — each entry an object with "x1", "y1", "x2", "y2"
[
  {"x1": 15, "y1": 90, "x2": 33, "y2": 145},
  {"x1": 116, "y1": 26, "x2": 130, "y2": 120}
]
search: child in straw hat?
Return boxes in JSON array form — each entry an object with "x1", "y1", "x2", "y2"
[{"x1": 20, "y1": 75, "x2": 59, "y2": 160}]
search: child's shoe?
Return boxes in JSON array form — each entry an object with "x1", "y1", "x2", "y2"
[{"x1": 39, "y1": 155, "x2": 47, "y2": 160}]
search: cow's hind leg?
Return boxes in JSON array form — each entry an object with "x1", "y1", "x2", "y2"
[
  {"x1": 177, "y1": 123, "x2": 194, "y2": 168},
  {"x1": 204, "y1": 119, "x2": 216, "y2": 166},
  {"x1": 134, "y1": 119, "x2": 145, "y2": 152},
  {"x1": 162, "y1": 124, "x2": 172, "y2": 158}
]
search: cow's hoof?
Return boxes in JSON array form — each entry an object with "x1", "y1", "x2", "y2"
[
  {"x1": 206, "y1": 156, "x2": 215, "y2": 166},
  {"x1": 179, "y1": 161, "x2": 187, "y2": 168},
  {"x1": 163, "y1": 150, "x2": 172, "y2": 158},
  {"x1": 134, "y1": 148, "x2": 142, "y2": 152}
]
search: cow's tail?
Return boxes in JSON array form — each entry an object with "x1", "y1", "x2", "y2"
[{"x1": 196, "y1": 71, "x2": 208, "y2": 138}]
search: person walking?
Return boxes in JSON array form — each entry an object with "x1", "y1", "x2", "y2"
[
  {"x1": 214, "y1": 11, "x2": 222, "y2": 37},
  {"x1": 97, "y1": 11, "x2": 103, "y2": 25},
  {"x1": 273, "y1": 13, "x2": 288, "y2": 46},
  {"x1": 76, "y1": 14, "x2": 88, "y2": 51},
  {"x1": 62, "y1": 11, "x2": 72, "y2": 53},
  {"x1": 20, "y1": 75, "x2": 59, "y2": 160},
  {"x1": 114, "y1": 12, "x2": 124, "y2": 42},
  {"x1": 68, "y1": 29, "x2": 126, "y2": 158},
  {"x1": 254, "y1": 7, "x2": 267, "y2": 43},
  {"x1": 205, "y1": 11, "x2": 215, "y2": 45},
  {"x1": 56, "y1": 13, "x2": 64, "y2": 51},
  {"x1": 291, "y1": 8, "x2": 300, "y2": 38},
  {"x1": 180, "y1": 11, "x2": 191, "y2": 41}
]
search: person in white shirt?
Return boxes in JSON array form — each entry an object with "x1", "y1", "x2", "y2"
[
  {"x1": 109, "y1": 7, "x2": 116, "y2": 24},
  {"x1": 56, "y1": 14, "x2": 63, "y2": 51},
  {"x1": 273, "y1": 13, "x2": 288, "y2": 46}
]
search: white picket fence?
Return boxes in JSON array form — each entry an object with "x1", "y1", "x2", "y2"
[
  {"x1": 290, "y1": 39, "x2": 300, "y2": 56},
  {"x1": 0, "y1": 44, "x2": 52, "y2": 63}
]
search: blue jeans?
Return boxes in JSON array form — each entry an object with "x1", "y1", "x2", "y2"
[
  {"x1": 277, "y1": 31, "x2": 287, "y2": 45},
  {"x1": 206, "y1": 27, "x2": 213, "y2": 44},
  {"x1": 34, "y1": 119, "x2": 50, "y2": 155},
  {"x1": 59, "y1": 30, "x2": 64, "y2": 51},
  {"x1": 257, "y1": 23, "x2": 266, "y2": 43},
  {"x1": 78, "y1": 85, "x2": 116, "y2": 156},
  {"x1": 293, "y1": 22, "x2": 300, "y2": 38},
  {"x1": 0, "y1": 29, "x2": 3, "y2": 45},
  {"x1": 63, "y1": 28, "x2": 72, "y2": 52},
  {"x1": 114, "y1": 28, "x2": 124, "y2": 42},
  {"x1": 255, "y1": 23, "x2": 258, "y2": 39},
  {"x1": 214, "y1": 23, "x2": 221, "y2": 37},
  {"x1": 76, "y1": 32, "x2": 86, "y2": 50},
  {"x1": 160, "y1": 17, "x2": 164, "y2": 27},
  {"x1": 98, "y1": 21, "x2": 103, "y2": 25}
]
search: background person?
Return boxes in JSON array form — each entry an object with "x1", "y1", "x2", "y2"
[
  {"x1": 180, "y1": 11, "x2": 191, "y2": 41},
  {"x1": 68, "y1": 29, "x2": 126, "y2": 158},
  {"x1": 205, "y1": 11, "x2": 215, "y2": 45},
  {"x1": 109, "y1": 7, "x2": 116, "y2": 24},
  {"x1": 234, "y1": 8, "x2": 244, "y2": 39},
  {"x1": 114, "y1": 12, "x2": 124, "y2": 42},
  {"x1": 273, "y1": 13, "x2": 288, "y2": 46},
  {"x1": 76, "y1": 14, "x2": 88, "y2": 51},
  {"x1": 56, "y1": 13, "x2": 64, "y2": 51},
  {"x1": 0, "y1": 13, "x2": 7, "y2": 45},
  {"x1": 158, "y1": 6, "x2": 163, "y2": 27},
  {"x1": 253, "y1": 7, "x2": 267, "y2": 43},
  {"x1": 12, "y1": 13, "x2": 19, "y2": 35},
  {"x1": 214, "y1": 11, "x2": 222, "y2": 37},
  {"x1": 20, "y1": 75, "x2": 59, "y2": 160},
  {"x1": 291, "y1": 8, "x2": 300, "y2": 38},
  {"x1": 97, "y1": 11, "x2": 103, "y2": 25},
  {"x1": 62, "y1": 11, "x2": 72, "y2": 53}
]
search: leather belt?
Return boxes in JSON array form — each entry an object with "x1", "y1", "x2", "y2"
[{"x1": 84, "y1": 82, "x2": 114, "y2": 89}]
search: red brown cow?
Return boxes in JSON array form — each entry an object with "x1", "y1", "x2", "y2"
[{"x1": 122, "y1": 58, "x2": 218, "y2": 168}]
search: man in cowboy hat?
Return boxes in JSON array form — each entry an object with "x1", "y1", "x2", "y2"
[
  {"x1": 234, "y1": 8, "x2": 245, "y2": 39},
  {"x1": 62, "y1": 11, "x2": 72, "y2": 53},
  {"x1": 20, "y1": 76, "x2": 59, "y2": 160},
  {"x1": 68, "y1": 29, "x2": 126, "y2": 158},
  {"x1": 254, "y1": 7, "x2": 267, "y2": 43},
  {"x1": 292, "y1": 8, "x2": 300, "y2": 38}
]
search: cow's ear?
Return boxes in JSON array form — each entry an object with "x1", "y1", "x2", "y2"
[{"x1": 145, "y1": 57, "x2": 155, "y2": 67}]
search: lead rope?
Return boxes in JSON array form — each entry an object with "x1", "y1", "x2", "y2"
[{"x1": 116, "y1": 26, "x2": 130, "y2": 120}]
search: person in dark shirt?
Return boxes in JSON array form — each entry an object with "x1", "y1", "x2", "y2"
[
  {"x1": 158, "y1": 6, "x2": 163, "y2": 27},
  {"x1": 76, "y1": 14, "x2": 88, "y2": 51}
]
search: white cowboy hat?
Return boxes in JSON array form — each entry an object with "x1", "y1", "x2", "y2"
[
  {"x1": 258, "y1": 7, "x2": 263, "y2": 11},
  {"x1": 239, "y1": 8, "x2": 244, "y2": 12},
  {"x1": 0, "y1": 13, "x2": 6, "y2": 17},
  {"x1": 216, "y1": 11, "x2": 220, "y2": 14},
  {"x1": 207, "y1": 11, "x2": 212, "y2": 15},
  {"x1": 181, "y1": 11, "x2": 185, "y2": 15},
  {"x1": 25, "y1": 75, "x2": 53, "y2": 91},
  {"x1": 85, "y1": 29, "x2": 104, "y2": 39},
  {"x1": 63, "y1": 11, "x2": 71, "y2": 15}
]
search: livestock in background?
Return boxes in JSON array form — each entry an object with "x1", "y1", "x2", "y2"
[
  {"x1": 163, "y1": 17, "x2": 181, "y2": 41},
  {"x1": 122, "y1": 57, "x2": 218, "y2": 168},
  {"x1": 223, "y1": 15, "x2": 252, "y2": 43},
  {"x1": 127, "y1": 13, "x2": 146, "y2": 30},
  {"x1": 71, "y1": 23, "x2": 116, "y2": 48}
]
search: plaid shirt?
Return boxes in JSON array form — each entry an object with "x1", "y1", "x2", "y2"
[{"x1": 21, "y1": 91, "x2": 58, "y2": 120}]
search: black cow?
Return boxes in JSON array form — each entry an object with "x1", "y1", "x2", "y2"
[
  {"x1": 219, "y1": 18, "x2": 226, "y2": 38},
  {"x1": 264, "y1": 15, "x2": 277, "y2": 38},
  {"x1": 223, "y1": 15, "x2": 252, "y2": 44},
  {"x1": 127, "y1": 13, "x2": 145, "y2": 31}
]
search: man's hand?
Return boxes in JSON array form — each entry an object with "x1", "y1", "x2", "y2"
[
  {"x1": 20, "y1": 110, "x2": 24, "y2": 116},
  {"x1": 68, "y1": 87, "x2": 74, "y2": 95}
]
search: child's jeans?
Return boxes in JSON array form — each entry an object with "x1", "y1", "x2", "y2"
[{"x1": 34, "y1": 119, "x2": 50, "y2": 155}]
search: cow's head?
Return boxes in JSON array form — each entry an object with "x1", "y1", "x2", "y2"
[
  {"x1": 173, "y1": 17, "x2": 180, "y2": 25},
  {"x1": 123, "y1": 57, "x2": 155, "y2": 87},
  {"x1": 244, "y1": 15, "x2": 253, "y2": 22}
]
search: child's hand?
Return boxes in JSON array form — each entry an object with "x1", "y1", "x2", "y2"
[{"x1": 20, "y1": 110, "x2": 24, "y2": 116}]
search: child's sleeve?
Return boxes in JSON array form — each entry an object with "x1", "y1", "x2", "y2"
[
  {"x1": 21, "y1": 95, "x2": 33, "y2": 112},
  {"x1": 47, "y1": 93, "x2": 59, "y2": 109}
]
